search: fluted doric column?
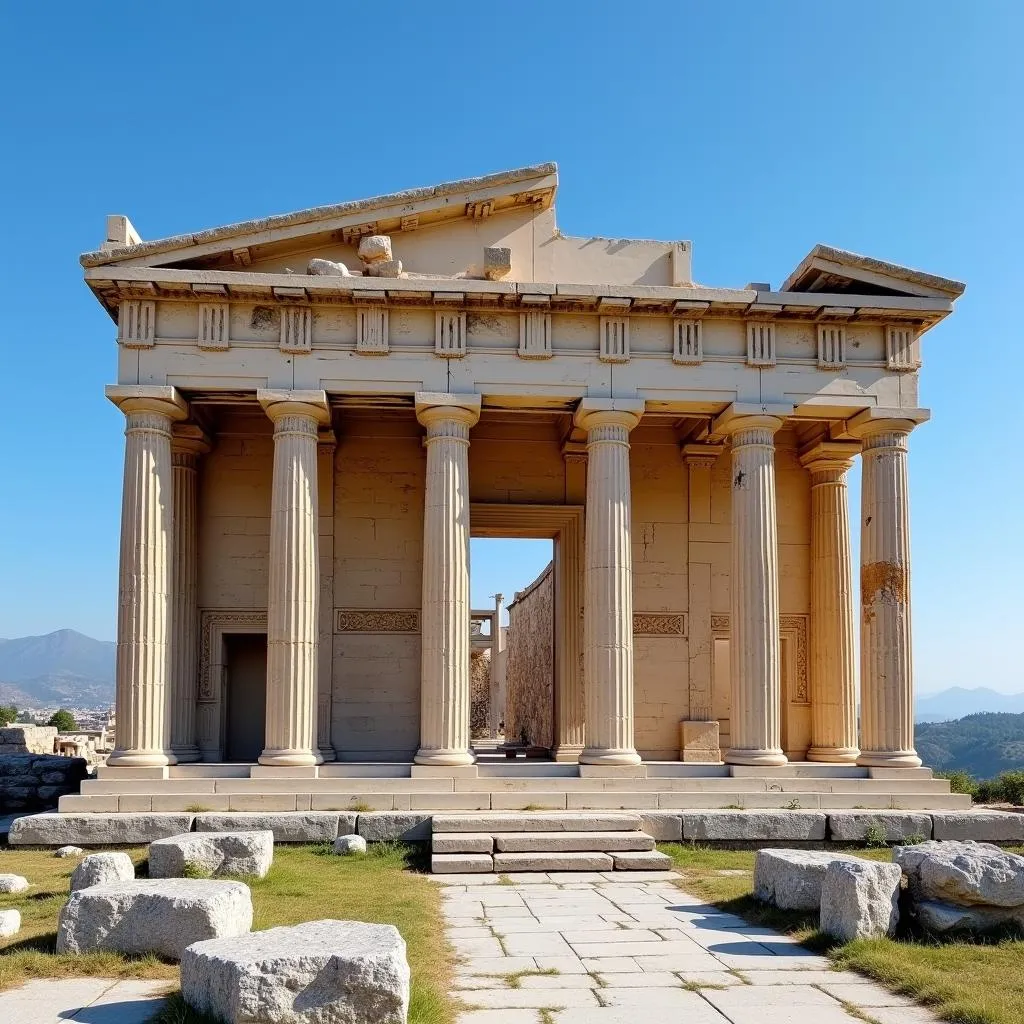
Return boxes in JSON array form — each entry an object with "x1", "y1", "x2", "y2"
[
  {"x1": 168, "y1": 425, "x2": 210, "y2": 762},
  {"x1": 850, "y1": 413, "x2": 922, "y2": 767},
  {"x1": 800, "y1": 441, "x2": 859, "y2": 763},
  {"x1": 105, "y1": 385, "x2": 187, "y2": 768},
  {"x1": 257, "y1": 389, "x2": 330, "y2": 767},
  {"x1": 415, "y1": 393, "x2": 482, "y2": 766},
  {"x1": 718, "y1": 411, "x2": 787, "y2": 766},
  {"x1": 575, "y1": 399, "x2": 645, "y2": 766}
]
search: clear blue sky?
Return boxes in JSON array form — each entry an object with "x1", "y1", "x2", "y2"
[{"x1": 1, "y1": 3, "x2": 1021, "y2": 695}]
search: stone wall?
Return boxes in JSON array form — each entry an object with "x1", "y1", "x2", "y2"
[
  {"x1": 0, "y1": 754, "x2": 89, "y2": 812},
  {"x1": 505, "y1": 561, "x2": 554, "y2": 748},
  {"x1": 0, "y1": 725, "x2": 58, "y2": 755},
  {"x1": 470, "y1": 649, "x2": 491, "y2": 738}
]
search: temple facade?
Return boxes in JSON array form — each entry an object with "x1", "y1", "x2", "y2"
[{"x1": 82, "y1": 163, "x2": 964, "y2": 782}]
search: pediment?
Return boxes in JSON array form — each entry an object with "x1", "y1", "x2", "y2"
[{"x1": 781, "y1": 244, "x2": 965, "y2": 300}]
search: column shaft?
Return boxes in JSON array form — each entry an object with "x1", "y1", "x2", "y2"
[
  {"x1": 106, "y1": 386, "x2": 186, "y2": 768},
  {"x1": 801, "y1": 443, "x2": 859, "y2": 762},
  {"x1": 258, "y1": 390, "x2": 329, "y2": 766},
  {"x1": 857, "y1": 425, "x2": 921, "y2": 767},
  {"x1": 415, "y1": 394, "x2": 481, "y2": 766},
  {"x1": 723, "y1": 416, "x2": 787, "y2": 766}
]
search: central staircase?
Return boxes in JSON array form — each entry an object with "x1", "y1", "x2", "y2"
[{"x1": 429, "y1": 812, "x2": 674, "y2": 873}]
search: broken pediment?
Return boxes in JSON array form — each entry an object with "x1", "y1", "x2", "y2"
[{"x1": 781, "y1": 244, "x2": 965, "y2": 300}]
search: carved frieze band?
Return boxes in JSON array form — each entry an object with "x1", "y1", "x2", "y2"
[
  {"x1": 336, "y1": 609, "x2": 420, "y2": 633},
  {"x1": 633, "y1": 612, "x2": 687, "y2": 636},
  {"x1": 198, "y1": 610, "x2": 268, "y2": 703},
  {"x1": 710, "y1": 612, "x2": 808, "y2": 702}
]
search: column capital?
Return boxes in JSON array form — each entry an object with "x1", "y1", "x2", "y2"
[
  {"x1": 573, "y1": 398, "x2": 645, "y2": 433},
  {"x1": 844, "y1": 406, "x2": 929, "y2": 441},
  {"x1": 681, "y1": 442, "x2": 723, "y2": 468},
  {"x1": 171, "y1": 423, "x2": 211, "y2": 460},
  {"x1": 712, "y1": 402, "x2": 792, "y2": 439},
  {"x1": 414, "y1": 392, "x2": 482, "y2": 430},
  {"x1": 799, "y1": 440, "x2": 859, "y2": 475},
  {"x1": 257, "y1": 389, "x2": 330, "y2": 425},
  {"x1": 105, "y1": 384, "x2": 187, "y2": 421}
]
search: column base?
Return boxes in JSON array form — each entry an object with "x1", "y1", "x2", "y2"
[
  {"x1": 258, "y1": 748, "x2": 323, "y2": 767},
  {"x1": 579, "y1": 747, "x2": 641, "y2": 766},
  {"x1": 725, "y1": 747, "x2": 788, "y2": 767},
  {"x1": 806, "y1": 745, "x2": 860, "y2": 764},
  {"x1": 551, "y1": 744, "x2": 584, "y2": 763},
  {"x1": 106, "y1": 749, "x2": 177, "y2": 768},
  {"x1": 169, "y1": 744, "x2": 202, "y2": 764},
  {"x1": 414, "y1": 748, "x2": 476, "y2": 767},
  {"x1": 857, "y1": 749, "x2": 922, "y2": 768},
  {"x1": 318, "y1": 744, "x2": 337, "y2": 763}
]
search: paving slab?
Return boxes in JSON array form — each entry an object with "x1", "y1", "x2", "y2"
[{"x1": 0, "y1": 978, "x2": 170, "y2": 1024}]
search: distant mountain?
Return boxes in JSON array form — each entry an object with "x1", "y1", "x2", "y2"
[
  {"x1": 917, "y1": 711, "x2": 1024, "y2": 778},
  {"x1": 0, "y1": 630, "x2": 115, "y2": 708},
  {"x1": 915, "y1": 687, "x2": 1024, "y2": 723}
]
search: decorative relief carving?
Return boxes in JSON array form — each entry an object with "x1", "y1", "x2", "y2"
[
  {"x1": 633, "y1": 612, "x2": 687, "y2": 636},
  {"x1": 279, "y1": 306, "x2": 312, "y2": 354},
  {"x1": 817, "y1": 324, "x2": 846, "y2": 369},
  {"x1": 599, "y1": 316, "x2": 630, "y2": 363},
  {"x1": 199, "y1": 610, "x2": 267, "y2": 702},
  {"x1": 710, "y1": 613, "x2": 808, "y2": 703},
  {"x1": 672, "y1": 318, "x2": 703, "y2": 365},
  {"x1": 746, "y1": 320, "x2": 776, "y2": 366},
  {"x1": 356, "y1": 306, "x2": 389, "y2": 355},
  {"x1": 118, "y1": 300, "x2": 156, "y2": 348},
  {"x1": 435, "y1": 311, "x2": 467, "y2": 358},
  {"x1": 519, "y1": 310, "x2": 553, "y2": 359},
  {"x1": 336, "y1": 609, "x2": 420, "y2": 633},
  {"x1": 885, "y1": 324, "x2": 920, "y2": 371},
  {"x1": 711, "y1": 614, "x2": 730, "y2": 632},
  {"x1": 198, "y1": 302, "x2": 230, "y2": 350}
]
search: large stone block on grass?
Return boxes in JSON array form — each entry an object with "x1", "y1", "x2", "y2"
[
  {"x1": 827, "y1": 811, "x2": 932, "y2": 843},
  {"x1": 56, "y1": 879, "x2": 252, "y2": 960},
  {"x1": 71, "y1": 852, "x2": 135, "y2": 891},
  {"x1": 194, "y1": 812, "x2": 353, "y2": 844},
  {"x1": 753, "y1": 849, "x2": 860, "y2": 911},
  {"x1": 9, "y1": 812, "x2": 194, "y2": 846},
  {"x1": 684, "y1": 811, "x2": 827, "y2": 843},
  {"x1": 820, "y1": 859, "x2": 901, "y2": 941},
  {"x1": 149, "y1": 831, "x2": 273, "y2": 879},
  {"x1": 0, "y1": 874, "x2": 29, "y2": 893},
  {"x1": 930, "y1": 811, "x2": 1024, "y2": 843},
  {"x1": 895, "y1": 840, "x2": 1024, "y2": 907},
  {"x1": 181, "y1": 919, "x2": 410, "y2": 1024},
  {"x1": 357, "y1": 812, "x2": 431, "y2": 842}
]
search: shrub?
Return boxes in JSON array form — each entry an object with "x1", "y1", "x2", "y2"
[
  {"x1": 976, "y1": 771, "x2": 1024, "y2": 806},
  {"x1": 864, "y1": 823, "x2": 888, "y2": 849},
  {"x1": 937, "y1": 769, "x2": 979, "y2": 799},
  {"x1": 0, "y1": 704, "x2": 17, "y2": 727}
]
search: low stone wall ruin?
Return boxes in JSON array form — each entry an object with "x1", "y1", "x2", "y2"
[
  {"x1": 504, "y1": 562, "x2": 554, "y2": 748},
  {"x1": 0, "y1": 754, "x2": 89, "y2": 813},
  {"x1": 0, "y1": 725, "x2": 58, "y2": 755}
]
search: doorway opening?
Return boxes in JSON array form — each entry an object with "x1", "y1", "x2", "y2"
[{"x1": 223, "y1": 632, "x2": 267, "y2": 762}]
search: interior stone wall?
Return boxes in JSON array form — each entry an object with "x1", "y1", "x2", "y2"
[
  {"x1": 504, "y1": 561, "x2": 554, "y2": 748},
  {"x1": 470, "y1": 649, "x2": 491, "y2": 738}
]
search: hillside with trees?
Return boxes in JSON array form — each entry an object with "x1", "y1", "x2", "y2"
[{"x1": 916, "y1": 711, "x2": 1024, "y2": 778}]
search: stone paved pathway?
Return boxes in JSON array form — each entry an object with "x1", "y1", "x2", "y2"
[
  {"x1": 0, "y1": 978, "x2": 170, "y2": 1023},
  {"x1": 437, "y1": 869, "x2": 943, "y2": 1024}
]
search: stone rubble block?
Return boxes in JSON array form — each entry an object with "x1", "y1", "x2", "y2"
[
  {"x1": 931, "y1": 811, "x2": 1024, "y2": 843},
  {"x1": 432, "y1": 853, "x2": 493, "y2": 874},
  {"x1": 492, "y1": 831, "x2": 654, "y2": 853},
  {"x1": 149, "y1": 831, "x2": 274, "y2": 879},
  {"x1": 55, "y1": 845, "x2": 85, "y2": 858},
  {"x1": 0, "y1": 909, "x2": 20, "y2": 937},
  {"x1": 0, "y1": 874, "x2": 29, "y2": 893},
  {"x1": 194, "y1": 812, "x2": 352, "y2": 844},
  {"x1": 357, "y1": 812, "x2": 431, "y2": 842},
  {"x1": 432, "y1": 813, "x2": 641, "y2": 833},
  {"x1": 307, "y1": 258, "x2": 351, "y2": 277},
  {"x1": 432, "y1": 832, "x2": 494, "y2": 854},
  {"x1": 357, "y1": 234, "x2": 393, "y2": 264},
  {"x1": 333, "y1": 835, "x2": 367, "y2": 856},
  {"x1": 684, "y1": 811, "x2": 828, "y2": 843},
  {"x1": 181, "y1": 919, "x2": 410, "y2": 1024},
  {"x1": 56, "y1": 879, "x2": 253, "y2": 960},
  {"x1": 820, "y1": 859, "x2": 902, "y2": 941},
  {"x1": 492, "y1": 851, "x2": 614, "y2": 872},
  {"x1": 894, "y1": 840, "x2": 1024, "y2": 907},
  {"x1": 71, "y1": 852, "x2": 135, "y2": 891},
  {"x1": 827, "y1": 811, "x2": 932, "y2": 842},
  {"x1": 753, "y1": 849, "x2": 861, "y2": 911},
  {"x1": 913, "y1": 899, "x2": 1024, "y2": 934},
  {"x1": 9, "y1": 812, "x2": 194, "y2": 846}
]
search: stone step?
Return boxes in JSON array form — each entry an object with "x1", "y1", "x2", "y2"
[
  {"x1": 491, "y1": 831, "x2": 655, "y2": 853},
  {"x1": 492, "y1": 851, "x2": 615, "y2": 872},
  {"x1": 433, "y1": 812, "x2": 641, "y2": 833},
  {"x1": 612, "y1": 850, "x2": 675, "y2": 870},
  {"x1": 431, "y1": 853, "x2": 493, "y2": 874},
  {"x1": 432, "y1": 833, "x2": 494, "y2": 854}
]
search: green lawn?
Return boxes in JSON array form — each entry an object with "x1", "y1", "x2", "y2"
[
  {"x1": 660, "y1": 843, "x2": 1024, "y2": 1024},
  {"x1": 0, "y1": 842, "x2": 455, "y2": 1024}
]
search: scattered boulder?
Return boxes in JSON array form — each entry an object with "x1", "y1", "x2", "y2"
[
  {"x1": 820, "y1": 859, "x2": 901, "y2": 942},
  {"x1": 894, "y1": 841, "x2": 1024, "y2": 907},
  {"x1": 365, "y1": 258, "x2": 403, "y2": 278},
  {"x1": 181, "y1": 919, "x2": 410, "y2": 1024},
  {"x1": 0, "y1": 909, "x2": 20, "y2": 938},
  {"x1": 334, "y1": 834, "x2": 367, "y2": 856},
  {"x1": 753, "y1": 849, "x2": 860, "y2": 911},
  {"x1": 357, "y1": 234, "x2": 393, "y2": 264},
  {"x1": 149, "y1": 831, "x2": 274, "y2": 880},
  {"x1": 56, "y1": 879, "x2": 253, "y2": 960},
  {"x1": 55, "y1": 846, "x2": 85, "y2": 858},
  {"x1": 0, "y1": 874, "x2": 29, "y2": 894},
  {"x1": 308, "y1": 258, "x2": 351, "y2": 277},
  {"x1": 913, "y1": 899, "x2": 1024, "y2": 934},
  {"x1": 71, "y1": 852, "x2": 135, "y2": 891}
]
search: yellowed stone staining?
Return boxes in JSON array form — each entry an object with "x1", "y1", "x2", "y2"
[
  {"x1": 722, "y1": 416, "x2": 787, "y2": 767},
  {"x1": 415, "y1": 394, "x2": 482, "y2": 766},
  {"x1": 801, "y1": 443, "x2": 859, "y2": 764},
  {"x1": 575, "y1": 401, "x2": 644, "y2": 766},
  {"x1": 856, "y1": 425, "x2": 921, "y2": 768},
  {"x1": 257, "y1": 390, "x2": 330, "y2": 767},
  {"x1": 105, "y1": 386, "x2": 187, "y2": 768}
]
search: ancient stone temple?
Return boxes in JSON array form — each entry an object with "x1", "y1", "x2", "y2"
[{"x1": 73, "y1": 162, "x2": 968, "y2": 812}]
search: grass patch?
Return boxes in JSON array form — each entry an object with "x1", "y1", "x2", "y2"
[
  {"x1": 658, "y1": 842, "x2": 1024, "y2": 1024},
  {"x1": 0, "y1": 843, "x2": 454, "y2": 1024}
]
